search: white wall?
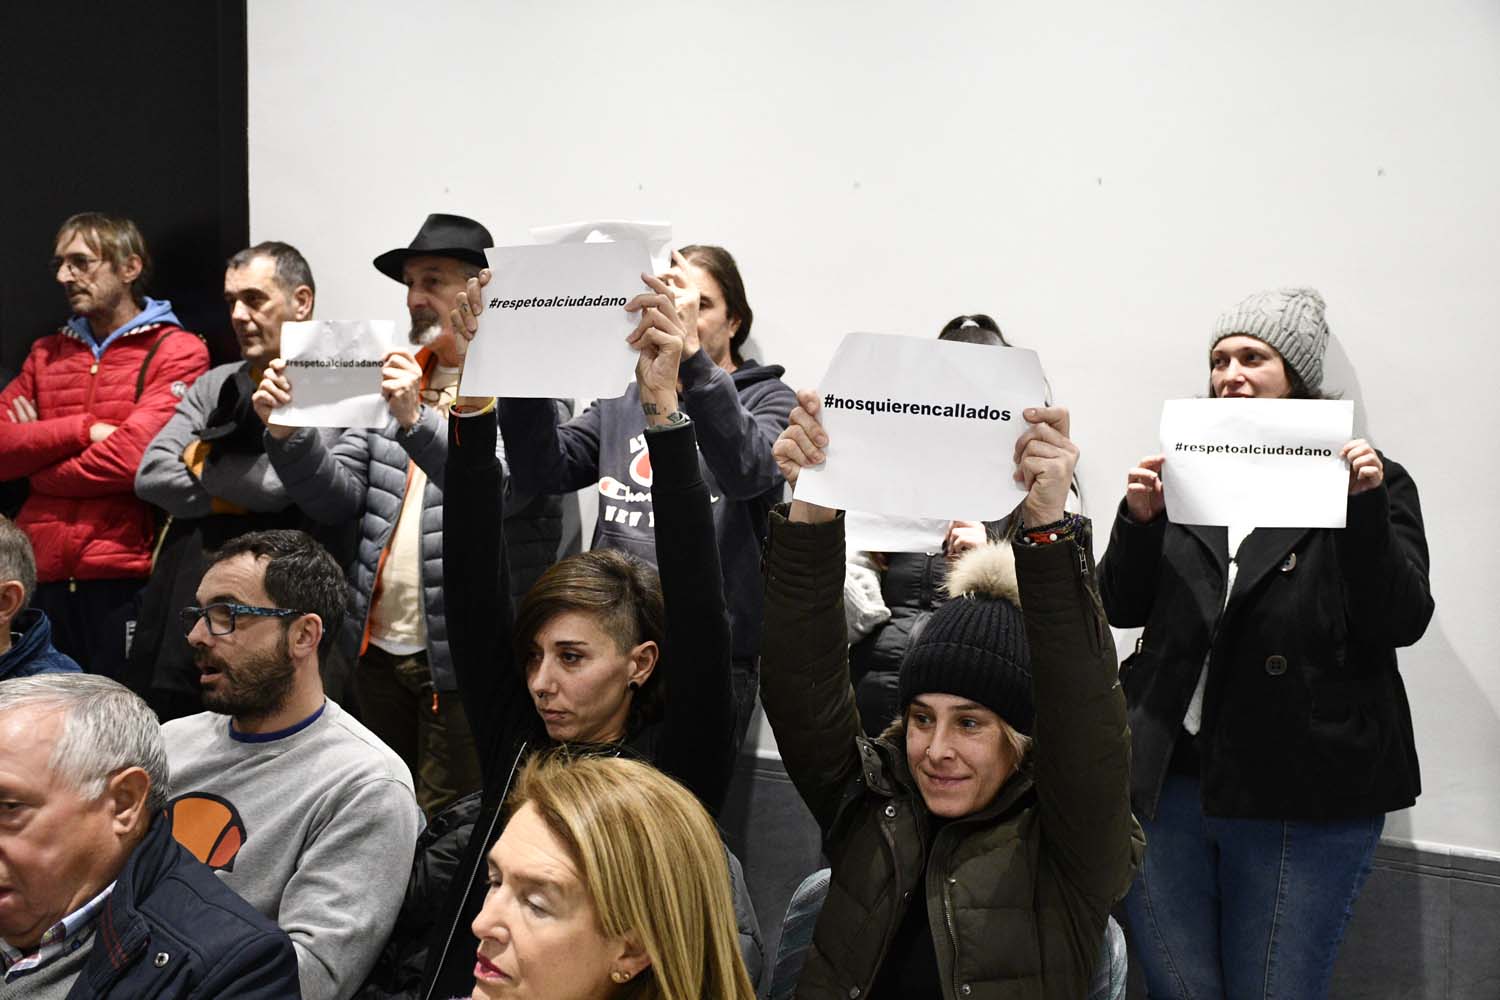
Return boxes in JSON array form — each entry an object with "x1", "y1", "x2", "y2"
[{"x1": 249, "y1": 0, "x2": 1500, "y2": 854}]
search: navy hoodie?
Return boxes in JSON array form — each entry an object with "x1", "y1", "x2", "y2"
[
  {"x1": 0, "y1": 607, "x2": 82, "y2": 679},
  {"x1": 499, "y1": 350, "x2": 796, "y2": 663}
]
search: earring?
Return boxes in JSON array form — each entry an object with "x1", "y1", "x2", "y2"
[
  {"x1": 627, "y1": 681, "x2": 639, "y2": 691},
  {"x1": 611, "y1": 969, "x2": 632, "y2": 983}
]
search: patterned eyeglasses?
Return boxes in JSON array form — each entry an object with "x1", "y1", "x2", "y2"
[{"x1": 179, "y1": 603, "x2": 306, "y2": 637}]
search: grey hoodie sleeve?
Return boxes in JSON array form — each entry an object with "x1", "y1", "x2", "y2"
[
  {"x1": 134, "y1": 369, "x2": 224, "y2": 517},
  {"x1": 677, "y1": 351, "x2": 794, "y2": 500}
]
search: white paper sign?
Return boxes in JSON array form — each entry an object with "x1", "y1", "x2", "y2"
[
  {"x1": 530, "y1": 219, "x2": 674, "y2": 274},
  {"x1": 1159, "y1": 398, "x2": 1355, "y2": 528},
  {"x1": 459, "y1": 241, "x2": 651, "y2": 401},
  {"x1": 271, "y1": 320, "x2": 398, "y2": 428},
  {"x1": 795, "y1": 333, "x2": 1048, "y2": 521},
  {"x1": 846, "y1": 512, "x2": 950, "y2": 554}
]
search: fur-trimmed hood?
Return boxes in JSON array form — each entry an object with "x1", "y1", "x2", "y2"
[{"x1": 943, "y1": 540, "x2": 1020, "y2": 606}]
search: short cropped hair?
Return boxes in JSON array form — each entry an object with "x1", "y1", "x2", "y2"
[
  {"x1": 0, "y1": 517, "x2": 37, "y2": 609},
  {"x1": 227, "y1": 240, "x2": 317, "y2": 298},
  {"x1": 206, "y1": 530, "x2": 348, "y2": 644},
  {"x1": 55, "y1": 212, "x2": 152, "y2": 301},
  {"x1": 0, "y1": 674, "x2": 171, "y2": 813},
  {"x1": 514, "y1": 550, "x2": 667, "y2": 727}
]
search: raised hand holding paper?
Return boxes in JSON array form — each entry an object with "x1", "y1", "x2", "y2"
[
  {"x1": 458, "y1": 241, "x2": 651, "y2": 401},
  {"x1": 269, "y1": 320, "x2": 398, "y2": 428},
  {"x1": 795, "y1": 333, "x2": 1048, "y2": 521},
  {"x1": 1159, "y1": 398, "x2": 1355, "y2": 527}
]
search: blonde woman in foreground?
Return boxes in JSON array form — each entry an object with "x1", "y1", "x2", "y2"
[{"x1": 468, "y1": 753, "x2": 756, "y2": 1000}]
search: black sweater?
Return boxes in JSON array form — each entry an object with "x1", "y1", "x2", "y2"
[{"x1": 419, "y1": 410, "x2": 737, "y2": 998}]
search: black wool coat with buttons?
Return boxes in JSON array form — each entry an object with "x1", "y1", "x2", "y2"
[
  {"x1": 761, "y1": 509, "x2": 1141, "y2": 1000},
  {"x1": 1098, "y1": 453, "x2": 1433, "y2": 822}
]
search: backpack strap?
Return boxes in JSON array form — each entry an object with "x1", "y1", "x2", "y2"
[{"x1": 135, "y1": 327, "x2": 183, "y2": 401}]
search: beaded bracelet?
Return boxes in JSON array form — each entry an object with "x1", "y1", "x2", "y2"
[{"x1": 1018, "y1": 511, "x2": 1086, "y2": 546}]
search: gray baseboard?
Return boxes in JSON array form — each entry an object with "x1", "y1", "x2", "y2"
[{"x1": 722, "y1": 749, "x2": 1500, "y2": 999}]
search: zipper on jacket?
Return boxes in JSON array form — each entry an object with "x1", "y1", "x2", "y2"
[
  {"x1": 83, "y1": 361, "x2": 99, "y2": 414},
  {"x1": 860, "y1": 804, "x2": 909, "y2": 999},
  {"x1": 421, "y1": 742, "x2": 526, "y2": 1000}
]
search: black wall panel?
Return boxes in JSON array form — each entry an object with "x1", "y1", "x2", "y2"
[{"x1": 0, "y1": 1, "x2": 249, "y2": 373}]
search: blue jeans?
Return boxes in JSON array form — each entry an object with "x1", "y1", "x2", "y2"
[{"x1": 1123, "y1": 775, "x2": 1382, "y2": 1000}]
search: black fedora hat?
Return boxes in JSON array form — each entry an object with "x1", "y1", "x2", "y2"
[{"x1": 372, "y1": 213, "x2": 493, "y2": 283}]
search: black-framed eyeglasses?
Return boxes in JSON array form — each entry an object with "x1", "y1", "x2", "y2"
[{"x1": 179, "y1": 603, "x2": 306, "y2": 637}]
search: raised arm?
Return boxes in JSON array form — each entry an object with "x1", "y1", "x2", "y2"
[
  {"x1": 759, "y1": 389, "x2": 865, "y2": 832},
  {"x1": 1012, "y1": 408, "x2": 1136, "y2": 906},
  {"x1": 444, "y1": 273, "x2": 555, "y2": 780},
  {"x1": 626, "y1": 275, "x2": 737, "y2": 814},
  {"x1": 677, "y1": 349, "x2": 794, "y2": 500},
  {"x1": 442, "y1": 403, "x2": 540, "y2": 783},
  {"x1": 1096, "y1": 454, "x2": 1168, "y2": 627},
  {"x1": 497, "y1": 396, "x2": 602, "y2": 496},
  {"x1": 262, "y1": 426, "x2": 371, "y2": 525},
  {"x1": 1336, "y1": 448, "x2": 1434, "y2": 648}
]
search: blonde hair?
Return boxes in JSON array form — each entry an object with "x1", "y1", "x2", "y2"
[{"x1": 510, "y1": 753, "x2": 756, "y2": 1000}]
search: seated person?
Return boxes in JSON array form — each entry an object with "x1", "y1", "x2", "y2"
[
  {"x1": 404, "y1": 269, "x2": 758, "y2": 999},
  {"x1": 763, "y1": 393, "x2": 1142, "y2": 998},
  {"x1": 472, "y1": 752, "x2": 755, "y2": 1000},
  {"x1": 161, "y1": 530, "x2": 420, "y2": 1000},
  {"x1": 0, "y1": 516, "x2": 80, "y2": 679},
  {"x1": 0, "y1": 673, "x2": 298, "y2": 999}
]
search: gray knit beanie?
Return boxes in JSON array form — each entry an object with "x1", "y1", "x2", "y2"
[
  {"x1": 898, "y1": 543, "x2": 1033, "y2": 735},
  {"x1": 1211, "y1": 287, "x2": 1329, "y2": 391}
]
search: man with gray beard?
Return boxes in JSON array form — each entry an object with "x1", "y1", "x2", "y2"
[{"x1": 252, "y1": 215, "x2": 568, "y2": 819}]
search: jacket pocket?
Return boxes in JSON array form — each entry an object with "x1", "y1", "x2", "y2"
[{"x1": 1307, "y1": 678, "x2": 1390, "y2": 796}]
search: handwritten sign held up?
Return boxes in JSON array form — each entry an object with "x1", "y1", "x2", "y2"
[
  {"x1": 794, "y1": 333, "x2": 1048, "y2": 521},
  {"x1": 1159, "y1": 398, "x2": 1355, "y2": 528},
  {"x1": 459, "y1": 241, "x2": 651, "y2": 401},
  {"x1": 271, "y1": 320, "x2": 398, "y2": 428}
]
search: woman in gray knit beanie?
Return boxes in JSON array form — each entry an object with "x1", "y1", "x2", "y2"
[{"x1": 1099, "y1": 287, "x2": 1434, "y2": 999}]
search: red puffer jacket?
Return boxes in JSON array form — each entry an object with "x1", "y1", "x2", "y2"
[{"x1": 0, "y1": 322, "x2": 210, "y2": 582}]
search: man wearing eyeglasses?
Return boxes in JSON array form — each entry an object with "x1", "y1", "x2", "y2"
[
  {"x1": 252, "y1": 214, "x2": 569, "y2": 820},
  {"x1": 161, "y1": 528, "x2": 419, "y2": 1000},
  {"x1": 0, "y1": 213, "x2": 209, "y2": 672}
]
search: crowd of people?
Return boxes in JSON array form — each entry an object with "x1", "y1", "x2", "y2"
[{"x1": 0, "y1": 211, "x2": 1432, "y2": 999}]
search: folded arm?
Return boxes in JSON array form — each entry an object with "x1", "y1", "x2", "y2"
[{"x1": 30, "y1": 335, "x2": 210, "y2": 496}]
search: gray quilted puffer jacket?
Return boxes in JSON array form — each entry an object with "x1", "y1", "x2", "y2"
[{"x1": 265, "y1": 400, "x2": 567, "y2": 693}]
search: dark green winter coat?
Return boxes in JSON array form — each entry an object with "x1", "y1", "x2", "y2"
[{"x1": 760, "y1": 508, "x2": 1142, "y2": 1000}]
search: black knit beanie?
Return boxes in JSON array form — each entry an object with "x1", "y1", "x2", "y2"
[{"x1": 897, "y1": 542, "x2": 1034, "y2": 735}]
